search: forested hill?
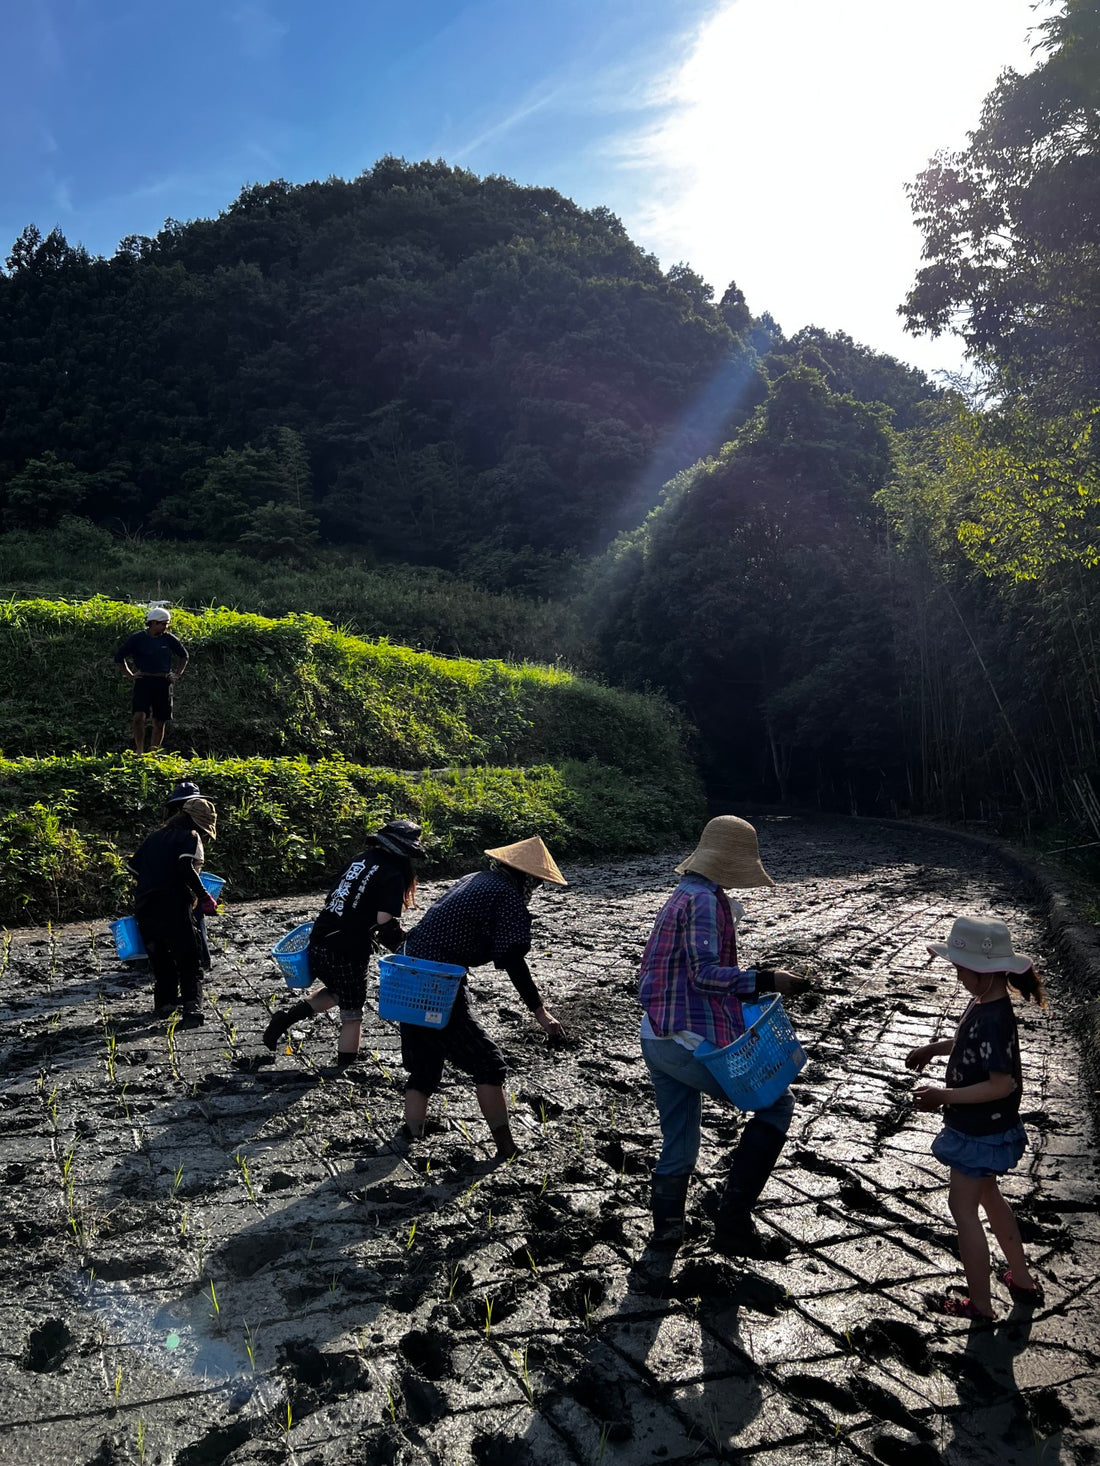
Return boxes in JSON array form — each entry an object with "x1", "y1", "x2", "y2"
[{"x1": 1, "y1": 159, "x2": 935, "y2": 594}]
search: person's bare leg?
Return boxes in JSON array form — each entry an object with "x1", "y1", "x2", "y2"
[
  {"x1": 476, "y1": 1082, "x2": 518, "y2": 1157},
  {"x1": 948, "y1": 1170, "x2": 994, "y2": 1315},
  {"x1": 309, "y1": 990, "x2": 338, "y2": 1015},
  {"x1": 404, "y1": 1088, "x2": 430, "y2": 1132},
  {"x1": 132, "y1": 711, "x2": 147, "y2": 755},
  {"x1": 981, "y1": 1178, "x2": 1037, "y2": 1290},
  {"x1": 150, "y1": 717, "x2": 167, "y2": 750},
  {"x1": 337, "y1": 1018, "x2": 362, "y2": 1059}
]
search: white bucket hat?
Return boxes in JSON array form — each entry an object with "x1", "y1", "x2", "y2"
[
  {"x1": 145, "y1": 606, "x2": 171, "y2": 624},
  {"x1": 928, "y1": 916, "x2": 1034, "y2": 975}
]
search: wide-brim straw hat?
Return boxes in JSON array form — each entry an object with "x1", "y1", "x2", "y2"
[
  {"x1": 675, "y1": 815, "x2": 775, "y2": 889},
  {"x1": 183, "y1": 796, "x2": 217, "y2": 837},
  {"x1": 929, "y1": 916, "x2": 1034, "y2": 974},
  {"x1": 485, "y1": 836, "x2": 567, "y2": 886}
]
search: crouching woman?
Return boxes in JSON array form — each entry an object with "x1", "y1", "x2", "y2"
[{"x1": 390, "y1": 836, "x2": 567, "y2": 1162}]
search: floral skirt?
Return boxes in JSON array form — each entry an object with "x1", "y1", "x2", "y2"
[{"x1": 931, "y1": 1122, "x2": 1027, "y2": 1179}]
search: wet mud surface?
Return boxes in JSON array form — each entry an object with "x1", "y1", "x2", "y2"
[{"x1": 1, "y1": 815, "x2": 1098, "y2": 1466}]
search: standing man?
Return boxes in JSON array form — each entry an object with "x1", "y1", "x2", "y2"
[{"x1": 114, "y1": 606, "x2": 189, "y2": 755}]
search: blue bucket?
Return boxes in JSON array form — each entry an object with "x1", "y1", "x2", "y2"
[
  {"x1": 272, "y1": 923, "x2": 313, "y2": 989},
  {"x1": 378, "y1": 953, "x2": 465, "y2": 1028},
  {"x1": 110, "y1": 916, "x2": 147, "y2": 962},
  {"x1": 694, "y1": 996, "x2": 806, "y2": 1111},
  {"x1": 200, "y1": 872, "x2": 226, "y2": 900}
]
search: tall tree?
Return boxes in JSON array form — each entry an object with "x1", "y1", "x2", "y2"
[{"x1": 903, "y1": 0, "x2": 1100, "y2": 409}]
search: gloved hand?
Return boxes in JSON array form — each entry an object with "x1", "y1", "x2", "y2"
[{"x1": 199, "y1": 892, "x2": 218, "y2": 916}]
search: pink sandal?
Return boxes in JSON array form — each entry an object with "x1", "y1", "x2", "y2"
[
  {"x1": 1001, "y1": 1269, "x2": 1044, "y2": 1305},
  {"x1": 942, "y1": 1296, "x2": 995, "y2": 1321}
]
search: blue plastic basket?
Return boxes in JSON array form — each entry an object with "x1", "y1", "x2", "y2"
[
  {"x1": 378, "y1": 953, "x2": 465, "y2": 1028},
  {"x1": 200, "y1": 872, "x2": 226, "y2": 900},
  {"x1": 110, "y1": 916, "x2": 147, "y2": 962},
  {"x1": 694, "y1": 996, "x2": 806, "y2": 1111},
  {"x1": 272, "y1": 923, "x2": 314, "y2": 989}
]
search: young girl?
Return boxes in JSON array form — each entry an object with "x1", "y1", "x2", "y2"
[{"x1": 908, "y1": 915, "x2": 1047, "y2": 1320}]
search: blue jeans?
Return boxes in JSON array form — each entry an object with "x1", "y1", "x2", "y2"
[{"x1": 641, "y1": 1027, "x2": 795, "y2": 1177}]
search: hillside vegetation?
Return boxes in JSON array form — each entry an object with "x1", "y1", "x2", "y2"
[
  {"x1": 0, "y1": 160, "x2": 936, "y2": 597},
  {"x1": 0, "y1": 519, "x2": 586, "y2": 665},
  {"x1": 0, "y1": 597, "x2": 702, "y2": 922},
  {"x1": 0, "y1": 597, "x2": 678, "y2": 767}
]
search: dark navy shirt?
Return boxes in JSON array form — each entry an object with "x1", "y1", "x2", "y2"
[
  {"x1": 945, "y1": 996, "x2": 1023, "y2": 1136},
  {"x1": 128, "y1": 827, "x2": 204, "y2": 904},
  {"x1": 114, "y1": 630, "x2": 188, "y2": 676},
  {"x1": 404, "y1": 870, "x2": 532, "y2": 970}
]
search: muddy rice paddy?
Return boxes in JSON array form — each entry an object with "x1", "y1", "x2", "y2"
[{"x1": 1, "y1": 815, "x2": 1098, "y2": 1466}]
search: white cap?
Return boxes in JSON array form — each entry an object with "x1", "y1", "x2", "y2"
[{"x1": 145, "y1": 606, "x2": 171, "y2": 624}]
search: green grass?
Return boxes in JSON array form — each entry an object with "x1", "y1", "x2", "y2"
[
  {"x1": 0, "y1": 751, "x2": 703, "y2": 923},
  {"x1": 0, "y1": 522, "x2": 585, "y2": 664},
  {"x1": 0, "y1": 597, "x2": 687, "y2": 775}
]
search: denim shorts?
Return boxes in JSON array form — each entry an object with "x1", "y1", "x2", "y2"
[{"x1": 931, "y1": 1122, "x2": 1027, "y2": 1179}]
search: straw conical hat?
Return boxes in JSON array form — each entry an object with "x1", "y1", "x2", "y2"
[
  {"x1": 485, "y1": 836, "x2": 567, "y2": 886},
  {"x1": 675, "y1": 815, "x2": 774, "y2": 889}
]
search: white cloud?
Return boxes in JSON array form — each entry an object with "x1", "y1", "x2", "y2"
[{"x1": 611, "y1": 0, "x2": 1043, "y2": 374}]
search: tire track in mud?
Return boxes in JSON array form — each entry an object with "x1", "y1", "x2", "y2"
[{"x1": 1, "y1": 815, "x2": 1098, "y2": 1466}]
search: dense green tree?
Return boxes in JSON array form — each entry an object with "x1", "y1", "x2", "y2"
[
  {"x1": 765, "y1": 327, "x2": 940, "y2": 430},
  {"x1": 0, "y1": 161, "x2": 761, "y2": 590},
  {"x1": 3, "y1": 452, "x2": 88, "y2": 529},
  {"x1": 586, "y1": 369, "x2": 900, "y2": 804},
  {"x1": 903, "y1": 0, "x2": 1100, "y2": 409}
]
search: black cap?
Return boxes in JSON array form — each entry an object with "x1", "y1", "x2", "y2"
[
  {"x1": 372, "y1": 819, "x2": 427, "y2": 860},
  {"x1": 166, "y1": 780, "x2": 201, "y2": 806}
]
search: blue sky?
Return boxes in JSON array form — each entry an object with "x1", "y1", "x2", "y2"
[{"x1": 3, "y1": 0, "x2": 1042, "y2": 375}]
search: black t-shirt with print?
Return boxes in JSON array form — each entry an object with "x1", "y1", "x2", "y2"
[
  {"x1": 944, "y1": 996, "x2": 1023, "y2": 1136},
  {"x1": 403, "y1": 870, "x2": 531, "y2": 970},
  {"x1": 309, "y1": 849, "x2": 408, "y2": 955}
]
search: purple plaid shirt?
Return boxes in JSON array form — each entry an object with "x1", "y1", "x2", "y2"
[{"x1": 637, "y1": 874, "x2": 757, "y2": 1047}]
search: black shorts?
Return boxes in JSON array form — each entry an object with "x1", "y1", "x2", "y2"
[
  {"x1": 308, "y1": 942, "x2": 369, "y2": 1015},
  {"x1": 400, "y1": 985, "x2": 507, "y2": 1094},
  {"x1": 132, "y1": 677, "x2": 173, "y2": 721}
]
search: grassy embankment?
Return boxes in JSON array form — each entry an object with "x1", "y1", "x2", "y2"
[
  {"x1": 0, "y1": 597, "x2": 701, "y2": 923},
  {"x1": 0, "y1": 521, "x2": 586, "y2": 664}
]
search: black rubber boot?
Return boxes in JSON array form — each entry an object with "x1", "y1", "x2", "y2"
[
  {"x1": 263, "y1": 999, "x2": 313, "y2": 1051},
  {"x1": 650, "y1": 1173, "x2": 691, "y2": 1249},
  {"x1": 712, "y1": 1119, "x2": 789, "y2": 1260}
]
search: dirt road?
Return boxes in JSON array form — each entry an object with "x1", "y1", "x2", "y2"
[{"x1": 1, "y1": 816, "x2": 1097, "y2": 1465}]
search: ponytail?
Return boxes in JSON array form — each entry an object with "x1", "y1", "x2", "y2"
[{"x1": 1009, "y1": 964, "x2": 1047, "y2": 1008}]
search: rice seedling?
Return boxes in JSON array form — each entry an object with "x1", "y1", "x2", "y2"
[
  {"x1": 234, "y1": 1152, "x2": 258, "y2": 1204},
  {"x1": 596, "y1": 1422, "x2": 612, "y2": 1464},
  {"x1": 512, "y1": 1345, "x2": 535, "y2": 1405}
]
